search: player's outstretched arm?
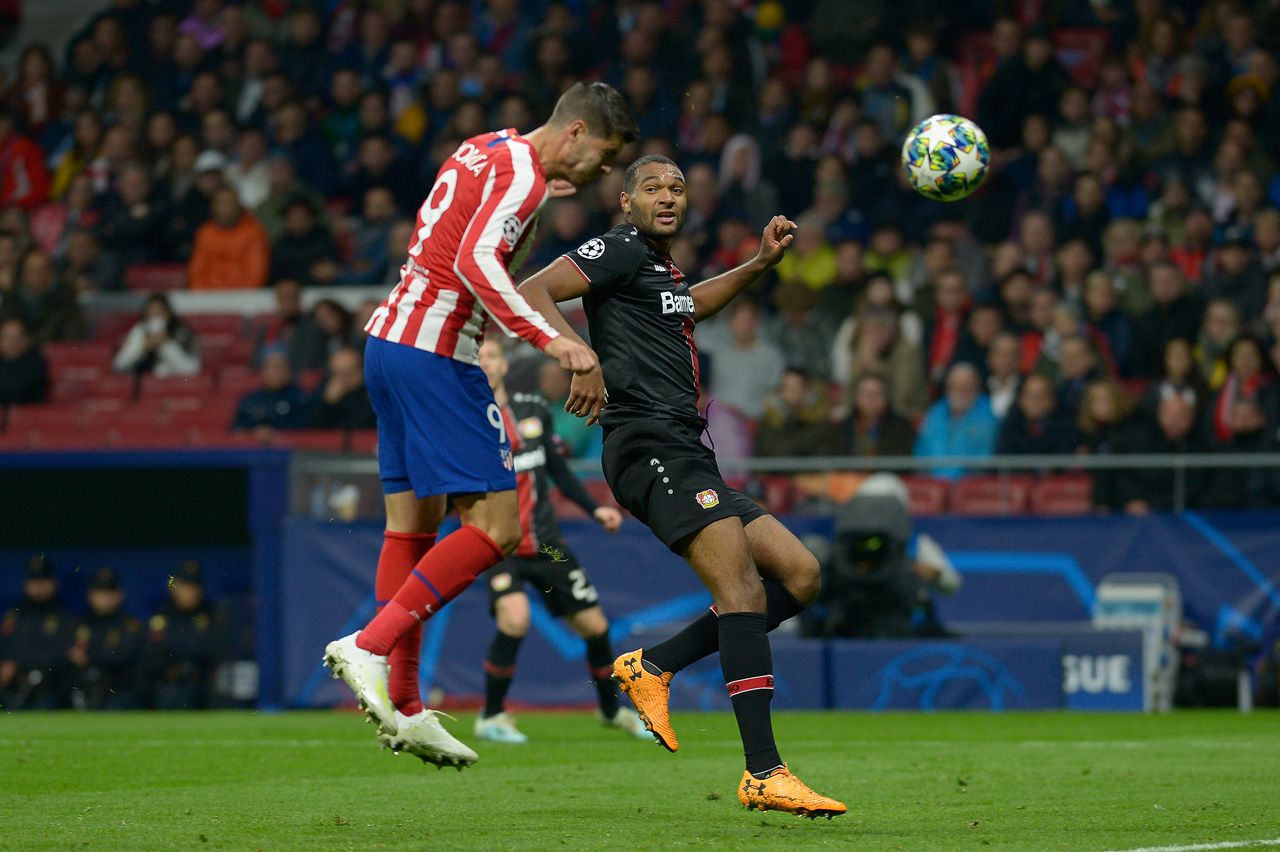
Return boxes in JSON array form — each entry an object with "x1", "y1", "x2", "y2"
[
  {"x1": 689, "y1": 215, "x2": 796, "y2": 321},
  {"x1": 521, "y1": 258, "x2": 607, "y2": 420}
]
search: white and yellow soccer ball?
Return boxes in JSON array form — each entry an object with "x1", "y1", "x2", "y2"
[{"x1": 900, "y1": 114, "x2": 990, "y2": 202}]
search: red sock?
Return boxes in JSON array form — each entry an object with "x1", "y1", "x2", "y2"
[
  {"x1": 375, "y1": 531, "x2": 436, "y2": 716},
  {"x1": 358, "y1": 525, "x2": 504, "y2": 656}
]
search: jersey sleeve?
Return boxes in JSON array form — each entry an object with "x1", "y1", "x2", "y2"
[
  {"x1": 560, "y1": 227, "x2": 646, "y2": 293},
  {"x1": 535, "y1": 399, "x2": 600, "y2": 515},
  {"x1": 453, "y1": 142, "x2": 560, "y2": 350}
]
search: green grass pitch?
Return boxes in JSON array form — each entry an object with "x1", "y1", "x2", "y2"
[{"x1": 2, "y1": 710, "x2": 1278, "y2": 852}]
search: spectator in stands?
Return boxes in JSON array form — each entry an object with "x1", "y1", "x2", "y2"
[
  {"x1": 309, "y1": 299, "x2": 363, "y2": 361},
  {"x1": 829, "y1": 372, "x2": 917, "y2": 457},
  {"x1": 112, "y1": 294, "x2": 200, "y2": 377},
  {"x1": 997, "y1": 373, "x2": 1078, "y2": 455},
  {"x1": 255, "y1": 155, "x2": 326, "y2": 242},
  {"x1": 251, "y1": 278, "x2": 325, "y2": 371},
  {"x1": 145, "y1": 560, "x2": 224, "y2": 710},
  {"x1": 815, "y1": 239, "x2": 866, "y2": 329},
  {"x1": 1204, "y1": 226, "x2": 1268, "y2": 318},
  {"x1": 0, "y1": 556, "x2": 76, "y2": 710},
  {"x1": 537, "y1": 359, "x2": 599, "y2": 459},
  {"x1": 67, "y1": 568, "x2": 144, "y2": 710},
  {"x1": 834, "y1": 304, "x2": 928, "y2": 418},
  {"x1": 335, "y1": 187, "x2": 396, "y2": 286},
  {"x1": 979, "y1": 24, "x2": 1070, "y2": 149},
  {"x1": 232, "y1": 347, "x2": 313, "y2": 439},
  {"x1": 700, "y1": 299, "x2": 783, "y2": 421},
  {"x1": 13, "y1": 250, "x2": 86, "y2": 344},
  {"x1": 269, "y1": 196, "x2": 336, "y2": 286},
  {"x1": 268, "y1": 99, "x2": 333, "y2": 195},
  {"x1": 1211, "y1": 335, "x2": 1280, "y2": 445},
  {"x1": 225, "y1": 126, "x2": 270, "y2": 210},
  {"x1": 0, "y1": 317, "x2": 47, "y2": 405},
  {"x1": 1133, "y1": 262, "x2": 1205, "y2": 378},
  {"x1": 1094, "y1": 395, "x2": 1211, "y2": 514},
  {"x1": 187, "y1": 186, "x2": 270, "y2": 290},
  {"x1": 1076, "y1": 378, "x2": 1141, "y2": 457},
  {"x1": 953, "y1": 303, "x2": 1006, "y2": 374},
  {"x1": 986, "y1": 331, "x2": 1022, "y2": 420},
  {"x1": 309, "y1": 345, "x2": 376, "y2": 430},
  {"x1": 768, "y1": 280, "x2": 833, "y2": 381},
  {"x1": 1142, "y1": 338, "x2": 1210, "y2": 421},
  {"x1": 96, "y1": 163, "x2": 170, "y2": 276},
  {"x1": 1083, "y1": 271, "x2": 1134, "y2": 375},
  {"x1": 167, "y1": 148, "x2": 226, "y2": 261},
  {"x1": 1057, "y1": 334, "x2": 1105, "y2": 415},
  {"x1": 57, "y1": 229, "x2": 117, "y2": 294},
  {"x1": 921, "y1": 269, "x2": 972, "y2": 387},
  {"x1": 1197, "y1": 298, "x2": 1241, "y2": 389},
  {"x1": 340, "y1": 133, "x2": 415, "y2": 215},
  {"x1": 0, "y1": 108, "x2": 51, "y2": 211},
  {"x1": 914, "y1": 362, "x2": 999, "y2": 479},
  {"x1": 755, "y1": 368, "x2": 835, "y2": 458}
]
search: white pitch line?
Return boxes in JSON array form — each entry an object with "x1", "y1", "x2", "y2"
[{"x1": 1099, "y1": 838, "x2": 1280, "y2": 852}]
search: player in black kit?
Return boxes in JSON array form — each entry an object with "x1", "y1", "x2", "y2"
[
  {"x1": 520, "y1": 155, "x2": 845, "y2": 818},
  {"x1": 472, "y1": 338, "x2": 651, "y2": 745}
]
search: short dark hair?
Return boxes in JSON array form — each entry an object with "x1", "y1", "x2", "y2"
[
  {"x1": 623, "y1": 154, "x2": 679, "y2": 195},
  {"x1": 548, "y1": 81, "x2": 639, "y2": 144}
]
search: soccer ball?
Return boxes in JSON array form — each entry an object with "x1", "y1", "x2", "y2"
[{"x1": 901, "y1": 114, "x2": 990, "y2": 202}]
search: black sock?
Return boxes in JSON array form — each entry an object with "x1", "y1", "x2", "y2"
[
  {"x1": 717, "y1": 611, "x2": 782, "y2": 776},
  {"x1": 643, "y1": 579, "x2": 808, "y2": 675},
  {"x1": 483, "y1": 631, "x2": 523, "y2": 718},
  {"x1": 583, "y1": 632, "x2": 619, "y2": 718}
]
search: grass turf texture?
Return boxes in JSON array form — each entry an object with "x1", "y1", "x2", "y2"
[{"x1": 2, "y1": 711, "x2": 1278, "y2": 852}]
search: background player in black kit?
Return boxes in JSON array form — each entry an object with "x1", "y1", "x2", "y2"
[
  {"x1": 473, "y1": 339, "x2": 651, "y2": 745},
  {"x1": 520, "y1": 155, "x2": 845, "y2": 818}
]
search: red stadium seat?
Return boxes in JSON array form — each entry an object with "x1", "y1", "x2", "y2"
[
  {"x1": 950, "y1": 475, "x2": 1034, "y2": 516},
  {"x1": 760, "y1": 474, "x2": 797, "y2": 514},
  {"x1": 92, "y1": 312, "x2": 137, "y2": 343},
  {"x1": 217, "y1": 367, "x2": 262, "y2": 397},
  {"x1": 185, "y1": 314, "x2": 247, "y2": 337},
  {"x1": 16, "y1": 429, "x2": 104, "y2": 449},
  {"x1": 1030, "y1": 474, "x2": 1095, "y2": 515},
  {"x1": 81, "y1": 404, "x2": 163, "y2": 431},
  {"x1": 903, "y1": 476, "x2": 950, "y2": 515},
  {"x1": 83, "y1": 374, "x2": 138, "y2": 400},
  {"x1": 5, "y1": 404, "x2": 82, "y2": 434},
  {"x1": 50, "y1": 378, "x2": 90, "y2": 402},
  {"x1": 103, "y1": 427, "x2": 191, "y2": 448},
  {"x1": 138, "y1": 373, "x2": 217, "y2": 399},
  {"x1": 123, "y1": 263, "x2": 188, "y2": 292},
  {"x1": 274, "y1": 429, "x2": 345, "y2": 451},
  {"x1": 43, "y1": 341, "x2": 114, "y2": 370},
  {"x1": 348, "y1": 429, "x2": 378, "y2": 455}
]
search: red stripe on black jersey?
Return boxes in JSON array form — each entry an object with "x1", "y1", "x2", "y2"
[{"x1": 500, "y1": 405, "x2": 538, "y2": 557}]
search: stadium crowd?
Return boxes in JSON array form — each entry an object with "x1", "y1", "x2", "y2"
[{"x1": 0, "y1": 0, "x2": 1279, "y2": 510}]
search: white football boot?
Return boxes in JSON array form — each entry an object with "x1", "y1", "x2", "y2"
[
  {"x1": 600, "y1": 706, "x2": 657, "y2": 741},
  {"x1": 473, "y1": 711, "x2": 529, "y2": 743},
  {"x1": 323, "y1": 632, "x2": 396, "y2": 734},
  {"x1": 378, "y1": 709, "x2": 478, "y2": 769}
]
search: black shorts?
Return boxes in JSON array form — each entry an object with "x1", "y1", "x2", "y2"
[
  {"x1": 601, "y1": 418, "x2": 767, "y2": 552},
  {"x1": 483, "y1": 552, "x2": 600, "y2": 618}
]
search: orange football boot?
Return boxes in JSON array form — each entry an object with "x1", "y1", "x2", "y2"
[
  {"x1": 612, "y1": 649, "x2": 677, "y2": 752},
  {"x1": 738, "y1": 765, "x2": 847, "y2": 819}
]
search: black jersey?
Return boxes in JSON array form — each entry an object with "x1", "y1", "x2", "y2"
[
  {"x1": 564, "y1": 224, "x2": 700, "y2": 431},
  {"x1": 502, "y1": 392, "x2": 599, "y2": 557}
]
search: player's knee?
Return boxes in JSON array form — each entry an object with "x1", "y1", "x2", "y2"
[
  {"x1": 714, "y1": 568, "x2": 767, "y2": 613},
  {"x1": 791, "y1": 551, "x2": 822, "y2": 605},
  {"x1": 497, "y1": 612, "x2": 529, "y2": 638},
  {"x1": 485, "y1": 517, "x2": 523, "y2": 556}
]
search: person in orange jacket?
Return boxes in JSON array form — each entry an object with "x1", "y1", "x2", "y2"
[{"x1": 187, "y1": 185, "x2": 271, "y2": 290}]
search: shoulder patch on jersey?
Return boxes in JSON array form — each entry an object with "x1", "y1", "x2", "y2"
[
  {"x1": 501, "y1": 215, "x2": 521, "y2": 248},
  {"x1": 577, "y1": 237, "x2": 606, "y2": 260},
  {"x1": 517, "y1": 416, "x2": 544, "y2": 439}
]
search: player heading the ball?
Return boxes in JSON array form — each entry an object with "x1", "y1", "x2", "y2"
[{"x1": 324, "y1": 82, "x2": 638, "y2": 768}]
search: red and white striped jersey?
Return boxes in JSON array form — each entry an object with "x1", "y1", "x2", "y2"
[{"x1": 364, "y1": 129, "x2": 560, "y2": 364}]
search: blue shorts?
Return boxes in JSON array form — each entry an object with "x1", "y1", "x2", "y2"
[{"x1": 364, "y1": 336, "x2": 516, "y2": 498}]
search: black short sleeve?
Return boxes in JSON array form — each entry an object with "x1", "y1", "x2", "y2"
[{"x1": 562, "y1": 225, "x2": 646, "y2": 293}]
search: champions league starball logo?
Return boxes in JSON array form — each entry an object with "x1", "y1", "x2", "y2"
[
  {"x1": 501, "y1": 215, "x2": 521, "y2": 248},
  {"x1": 576, "y1": 238, "x2": 605, "y2": 260}
]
